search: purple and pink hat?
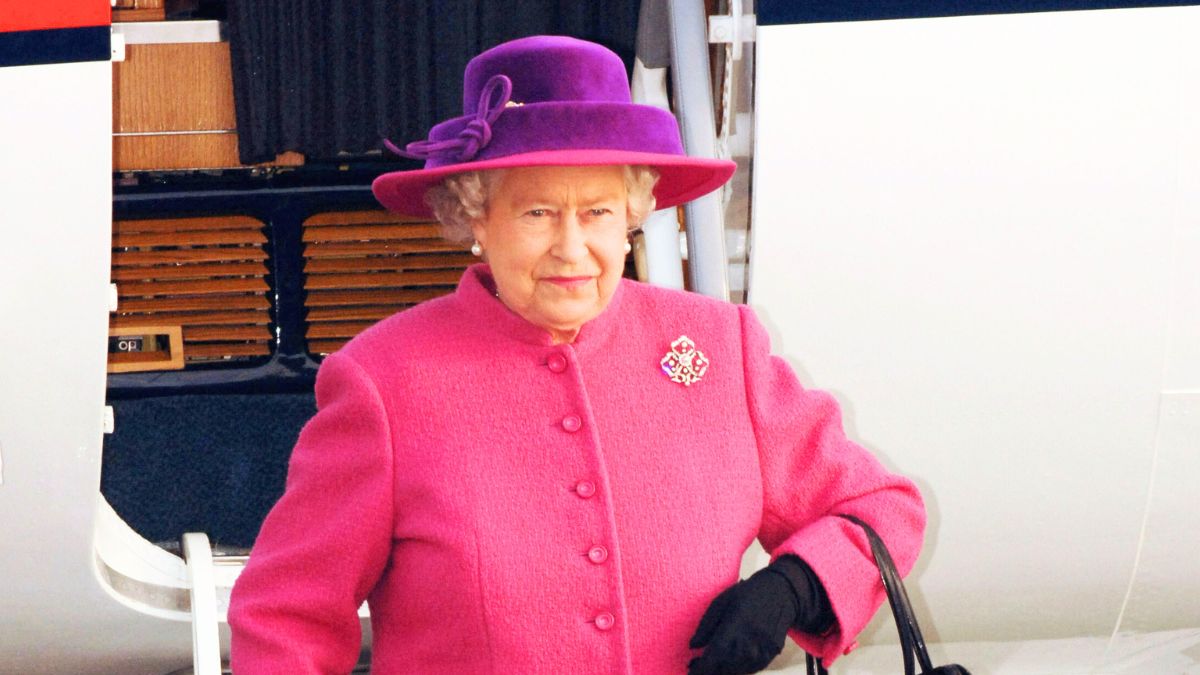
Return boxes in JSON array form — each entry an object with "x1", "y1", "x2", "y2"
[{"x1": 371, "y1": 35, "x2": 736, "y2": 218}]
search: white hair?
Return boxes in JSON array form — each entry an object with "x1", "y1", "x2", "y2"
[{"x1": 425, "y1": 165, "x2": 660, "y2": 245}]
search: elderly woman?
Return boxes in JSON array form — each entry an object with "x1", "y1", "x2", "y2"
[{"x1": 229, "y1": 36, "x2": 925, "y2": 675}]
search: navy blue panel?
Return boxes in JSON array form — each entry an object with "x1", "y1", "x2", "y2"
[
  {"x1": 0, "y1": 25, "x2": 109, "y2": 68},
  {"x1": 101, "y1": 393, "x2": 316, "y2": 549},
  {"x1": 757, "y1": 1, "x2": 1200, "y2": 25}
]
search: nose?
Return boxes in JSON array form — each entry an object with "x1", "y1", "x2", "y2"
[{"x1": 552, "y1": 212, "x2": 588, "y2": 262}]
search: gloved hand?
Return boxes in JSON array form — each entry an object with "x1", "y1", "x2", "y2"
[{"x1": 688, "y1": 555, "x2": 833, "y2": 675}]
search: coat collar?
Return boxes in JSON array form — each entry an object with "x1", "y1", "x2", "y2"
[{"x1": 453, "y1": 264, "x2": 626, "y2": 352}]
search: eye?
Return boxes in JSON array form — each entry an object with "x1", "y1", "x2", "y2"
[
  {"x1": 588, "y1": 208, "x2": 613, "y2": 217},
  {"x1": 526, "y1": 208, "x2": 549, "y2": 218}
]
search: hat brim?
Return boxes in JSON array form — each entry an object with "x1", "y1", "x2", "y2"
[{"x1": 371, "y1": 149, "x2": 736, "y2": 219}]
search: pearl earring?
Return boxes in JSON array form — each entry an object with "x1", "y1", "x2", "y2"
[
  {"x1": 624, "y1": 240, "x2": 632, "y2": 254},
  {"x1": 471, "y1": 241, "x2": 483, "y2": 256}
]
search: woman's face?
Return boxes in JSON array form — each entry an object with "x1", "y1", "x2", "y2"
[{"x1": 471, "y1": 165, "x2": 629, "y2": 343}]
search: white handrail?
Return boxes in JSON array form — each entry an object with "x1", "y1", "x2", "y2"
[
  {"x1": 183, "y1": 532, "x2": 222, "y2": 675},
  {"x1": 667, "y1": 0, "x2": 730, "y2": 300}
]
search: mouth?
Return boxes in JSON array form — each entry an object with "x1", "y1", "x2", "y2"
[{"x1": 542, "y1": 275, "x2": 594, "y2": 290}]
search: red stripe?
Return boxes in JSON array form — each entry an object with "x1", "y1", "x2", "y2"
[{"x1": 0, "y1": 0, "x2": 110, "y2": 34}]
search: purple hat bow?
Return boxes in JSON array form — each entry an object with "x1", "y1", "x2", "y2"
[{"x1": 384, "y1": 74, "x2": 514, "y2": 163}]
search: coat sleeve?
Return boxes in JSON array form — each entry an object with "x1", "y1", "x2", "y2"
[
  {"x1": 228, "y1": 351, "x2": 395, "y2": 674},
  {"x1": 738, "y1": 305, "x2": 926, "y2": 665}
]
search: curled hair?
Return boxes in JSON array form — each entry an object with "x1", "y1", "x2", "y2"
[
  {"x1": 623, "y1": 165, "x2": 660, "y2": 231},
  {"x1": 425, "y1": 165, "x2": 661, "y2": 245}
]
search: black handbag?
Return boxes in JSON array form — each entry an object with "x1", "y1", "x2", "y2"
[{"x1": 806, "y1": 514, "x2": 971, "y2": 675}]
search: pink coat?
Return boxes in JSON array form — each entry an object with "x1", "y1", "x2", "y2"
[{"x1": 228, "y1": 265, "x2": 925, "y2": 674}]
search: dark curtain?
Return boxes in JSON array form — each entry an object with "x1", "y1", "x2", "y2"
[{"x1": 226, "y1": 0, "x2": 643, "y2": 164}]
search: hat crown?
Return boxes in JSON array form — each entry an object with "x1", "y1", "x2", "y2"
[{"x1": 463, "y1": 36, "x2": 630, "y2": 115}]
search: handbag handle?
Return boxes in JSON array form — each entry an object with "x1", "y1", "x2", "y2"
[
  {"x1": 805, "y1": 514, "x2": 953, "y2": 675},
  {"x1": 838, "y1": 514, "x2": 935, "y2": 674}
]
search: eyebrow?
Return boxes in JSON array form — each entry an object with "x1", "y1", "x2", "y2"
[{"x1": 508, "y1": 190, "x2": 624, "y2": 208}]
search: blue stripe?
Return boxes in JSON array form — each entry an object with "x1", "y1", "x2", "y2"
[
  {"x1": 757, "y1": 1, "x2": 1200, "y2": 25},
  {"x1": 0, "y1": 25, "x2": 109, "y2": 68}
]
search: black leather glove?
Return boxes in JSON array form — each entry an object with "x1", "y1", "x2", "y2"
[{"x1": 688, "y1": 555, "x2": 834, "y2": 675}]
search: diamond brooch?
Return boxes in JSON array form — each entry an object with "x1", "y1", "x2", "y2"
[{"x1": 660, "y1": 335, "x2": 709, "y2": 386}]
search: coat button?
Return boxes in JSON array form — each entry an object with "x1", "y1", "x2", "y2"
[
  {"x1": 587, "y1": 546, "x2": 608, "y2": 564},
  {"x1": 594, "y1": 612, "x2": 615, "y2": 631},
  {"x1": 547, "y1": 353, "x2": 567, "y2": 373},
  {"x1": 574, "y1": 481, "x2": 596, "y2": 498},
  {"x1": 561, "y1": 415, "x2": 582, "y2": 433}
]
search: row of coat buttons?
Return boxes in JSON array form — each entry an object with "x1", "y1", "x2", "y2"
[
  {"x1": 546, "y1": 352, "x2": 613, "y2": 633},
  {"x1": 586, "y1": 539, "x2": 613, "y2": 632},
  {"x1": 587, "y1": 540, "x2": 610, "y2": 630},
  {"x1": 548, "y1": 354, "x2": 583, "y2": 432}
]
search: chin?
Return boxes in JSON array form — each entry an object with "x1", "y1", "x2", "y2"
[{"x1": 543, "y1": 305, "x2": 599, "y2": 330}]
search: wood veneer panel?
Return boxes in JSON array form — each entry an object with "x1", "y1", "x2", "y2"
[{"x1": 113, "y1": 43, "x2": 235, "y2": 133}]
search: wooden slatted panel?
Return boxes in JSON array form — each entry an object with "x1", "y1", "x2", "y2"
[
  {"x1": 302, "y1": 223, "x2": 443, "y2": 243},
  {"x1": 185, "y1": 325, "x2": 273, "y2": 341},
  {"x1": 186, "y1": 342, "x2": 272, "y2": 358},
  {"x1": 303, "y1": 252, "x2": 474, "y2": 274},
  {"x1": 305, "y1": 306, "x2": 414, "y2": 323},
  {"x1": 111, "y1": 310, "x2": 270, "y2": 328},
  {"x1": 303, "y1": 288, "x2": 449, "y2": 307},
  {"x1": 303, "y1": 239, "x2": 464, "y2": 257},
  {"x1": 117, "y1": 295, "x2": 270, "y2": 313},
  {"x1": 108, "y1": 351, "x2": 173, "y2": 367},
  {"x1": 114, "y1": 216, "x2": 262, "y2": 233},
  {"x1": 306, "y1": 321, "x2": 379, "y2": 340},
  {"x1": 304, "y1": 211, "x2": 433, "y2": 226},
  {"x1": 117, "y1": 277, "x2": 269, "y2": 298},
  {"x1": 111, "y1": 215, "x2": 273, "y2": 365},
  {"x1": 305, "y1": 269, "x2": 461, "y2": 291},
  {"x1": 113, "y1": 247, "x2": 269, "y2": 266},
  {"x1": 113, "y1": 229, "x2": 267, "y2": 248},
  {"x1": 308, "y1": 339, "x2": 356, "y2": 355},
  {"x1": 111, "y1": 261, "x2": 268, "y2": 281},
  {"x1": 303, "y1": 210, "x2": 470, "y2": 355}
]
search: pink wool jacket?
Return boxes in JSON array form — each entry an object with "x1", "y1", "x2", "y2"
[{"x1": 228, "y1": 265, "x2": 925, "y2": 674}]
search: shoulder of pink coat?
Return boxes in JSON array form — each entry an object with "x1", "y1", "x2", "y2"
[
  {"x1": 328, "y1": 292, "x2": 463, "y2": 367},
  {"x1": 618, "y1": 279, "x2": 754, "y2": 354},
  {"x1": 617, "y1": 277, "x2": 745, "y2": 323}
]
